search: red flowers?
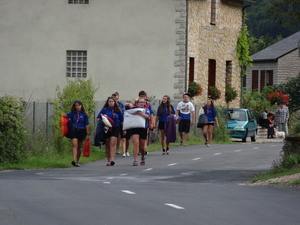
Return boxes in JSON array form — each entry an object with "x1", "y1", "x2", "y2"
[
  {"x1": 208, "y1": 86, "x2": 221, "y2": 100},
  {"x1": 266, "y1": 91, "x2": 289, "y2": 105}
]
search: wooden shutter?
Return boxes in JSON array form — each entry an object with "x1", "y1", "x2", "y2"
[
  {"x1": 189, "y1": 58, "x2": 195, "y2": 83},
  {"x1": 269, "y1": 70, "x2": 273, "y2": 86},
  {"x1": 260, "y1": 70, "x2": 265, "y2": 92},
  {"x1": 252, "y1": 70, "x2": 258, "y2": 91},
  {"x1": 208, "y1": 59, "x2": 216, "y2": 87}
]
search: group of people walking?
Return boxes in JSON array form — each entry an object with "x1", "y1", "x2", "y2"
[{"x1": 65, "y1": 92, "x2": 220, "y2": 167}]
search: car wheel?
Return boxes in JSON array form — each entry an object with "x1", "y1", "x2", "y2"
[
  {"x1": 242, "y1": 130, "x2": 248, "y2": 142},
  {"x1": 251, "y1": 131, "x2": 257, "y2": 142}
]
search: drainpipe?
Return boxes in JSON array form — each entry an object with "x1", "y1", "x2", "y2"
[
  {"x1": 240, "y1": 1, "x2": 254, "y2": 107},
  {"x1": 185, "y1": 0, "x2": 189, "y2": 92}
]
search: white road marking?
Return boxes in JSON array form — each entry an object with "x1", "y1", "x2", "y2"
[
  {"x1": 143, "y1": 168, "x2": 153, "y2": 171},
  {"x1": 35, "y1": 172, "x2": 43, "y2": 175},
  {"x1": 168, "y1": 163, "x2": 178, "y2": 166},
  {"x1": 234, "y1": 150, "x2": 242, "y2": 152},
  {"x1": 122, "y1": 190, "x2": 136, "y2": 195},
  {"x1": 193, "y1": 158, "x2": 201, "y2": 160},
  {"x1": 253, "y1": 147, "x2": 259, "y2": 149},
  {"x1": 271, "y1": 145, "x2": 277, "y2": 147},
  {"x1": 106, "y1": 177, "x2": 114, "y2": 180},
  {"x1": 120, "y1": 174, "x2": 128, "y2": 176},
  {"x1": 214, "y1": 153, "x2": 221, "y2": 155},
  {"x1": 165, "y1": 203, "x2": 185, "y2": 209},
  {"x1": 103, "y1": 182, "x2": 111, "y2": 184}
]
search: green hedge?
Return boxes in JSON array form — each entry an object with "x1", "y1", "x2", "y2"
[{"x1": 0, "y1": 96, "x2": 27, "y2": 163}]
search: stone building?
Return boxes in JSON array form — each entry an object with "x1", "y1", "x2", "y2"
[
  {"x1": 0, "y1": 0, "x2": 251, "y2": 104},
  {"x1": 246, "y1": 31, "x2": 300, "y2": 92}
]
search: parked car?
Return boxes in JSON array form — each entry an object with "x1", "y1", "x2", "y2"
[{"x1": 225, "y1": 108, "x2": 258, "y2": 142}]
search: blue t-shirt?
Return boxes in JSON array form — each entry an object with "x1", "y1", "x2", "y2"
[
  {"x1": 203, "y1": 106, "x2": 217, "y2": 122},
  {"x1": 143, "y1": 108, "x2": 151, "y2": 128},
  {"x1": 97, "y1": 107, "x2": 124, "y2": 127},
  {"x1": 156, "y1": 105, "x2": 175, "y2": 122},
  {"x1": 117, "y1": 101, "x2": 125, "y2": 113},
  {"x1": 66, "y1": 111, "x2": 89, "y2": 129}
]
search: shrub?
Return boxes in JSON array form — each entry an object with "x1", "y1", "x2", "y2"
[
  {"x1": 266, "y1": 91, "x2": 289, "y2": 105},
  {"x1": 0, "y1": 95, "x2": 27, "y2": 163},
  {"x1": 50, "y1": 79, "x2": 99, "y2": 154},
  {"x1": 213, "y1": 106, "x2": 231, "y2": 142}
]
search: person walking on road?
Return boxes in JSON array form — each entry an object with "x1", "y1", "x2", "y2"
[
  {"x1": 176, "y1": 93, "x2": 195, "y2": 147},
  {"x1": 66, "y1": 100, "x2": 90, "y2": 167},
  {"x1": 155, "y1": 95, "x2": 175, "y2": 155},
  {"x1": 201, "y1": 99, "x2": 219, "y2": 147},
  {"x1": 97, "y1": 97, "x2": 124, "y2": 166}
]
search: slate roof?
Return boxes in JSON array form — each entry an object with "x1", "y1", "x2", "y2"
[{"x1": 251, "y1": 31, "x2": 300, "y2": 62}]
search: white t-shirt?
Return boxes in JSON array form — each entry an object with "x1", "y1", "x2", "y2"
[{"x1": 176, "y1": 101, "x2": 195, "y2": 120}]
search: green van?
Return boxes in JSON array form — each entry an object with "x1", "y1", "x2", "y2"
[{"x1": 226, "y1": 108, "x2": 258, "y2": 142}]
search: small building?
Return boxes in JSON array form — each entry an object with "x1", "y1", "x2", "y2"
[
  {"x1": 246, "y1": 31, "x2": 300, "y2": 92},
  {"x1": 0, "y1": 0, "x2": 252, "y2": 105}
]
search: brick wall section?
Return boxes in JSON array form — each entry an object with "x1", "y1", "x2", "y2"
[
  {"x1": 187, "y1": 0, "x2": 243, "y2": 107},
  {"x1": 246, "y1": 49, "x2": 300, "y2": 91},
  {"x1": 173, "y1": 0, "x2": 187, "y2": 100}
]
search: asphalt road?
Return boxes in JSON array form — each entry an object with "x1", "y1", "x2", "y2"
[{"x1": 1, "y1": 142, "x2": 300, "y2": 225}]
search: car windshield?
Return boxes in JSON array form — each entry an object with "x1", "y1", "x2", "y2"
[{"x1": 227, "y1": 110, "x2": 246, "y2": 121}]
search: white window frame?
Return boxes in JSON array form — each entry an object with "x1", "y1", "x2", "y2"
[{"x1": 66, "y1": 51, "x2": 87, "y2": 78}]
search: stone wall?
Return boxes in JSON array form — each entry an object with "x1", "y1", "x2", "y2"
[
  {"x1": 278, "y1": 49, "x2": 300, "y2": 83},
  {"x1": 187, "y1": 0, "x2": 243, "y2": 107}
]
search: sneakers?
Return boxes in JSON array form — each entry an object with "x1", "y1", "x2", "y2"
[
  {"x1": 123, "y1": 152, "x2": 130, "y2": 157},
  {"x1": 106, "y1": 162, "x2": 111, "y2": 166},
  {"x1": 162, "y1": 149, "x2": 166, "y2": 155},
  {"x1": 206, "y1": 144, "x2": 211, "y2": 147},
  {"x1": 205, "y1": 139, "x2": 208, "y2": 145},
  {"x1": 71, "y1": 160, "x2": 80, "y2": 167}
]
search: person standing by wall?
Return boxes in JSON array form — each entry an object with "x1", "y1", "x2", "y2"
[
  {"x1": 97, "y1": 97, "x2": 124, "y2": 166},
  {"x1": 112, "y1": 92, "x2": 124, "y2": 155},
  {"x1": 176, "y1": 93, "x2": 195, "y2": 147},
  {"x1": 155, "y1": 95, "x2": 175, "y2": 155},
  {"x1": 275, "y1": 102, "x2": 289, "y2": 135},
  {"x1": 201, "y1": 99, "x2": 219, "y2": 147},
  {"x1": 66, "y1": 100, "x2": 90, "y2": 167}
]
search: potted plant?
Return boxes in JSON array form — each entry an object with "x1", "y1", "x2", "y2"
[
  {"x1": 225, "y1": 84, "x2": 238, "y2": 106},
  {"x1": 188, "y1": 81, "x2": 202, "y2": 99},
  {"x1": 208, "y1": 86, "x2": 221, "y2": 100}
]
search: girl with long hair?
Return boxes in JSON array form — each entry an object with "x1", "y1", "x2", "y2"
[
  {"x1": 155, "y1": 95, "x2": 175, "y2": 155},
  {"x1": 97, "y1": 97, "x2": 124, "y2": 166},
  {"x1": 66, "y1": 100, "x2": 90, "y2": 167},
  {"x1": 202, "y1": 99, "x2": 219, "y2": 147}
]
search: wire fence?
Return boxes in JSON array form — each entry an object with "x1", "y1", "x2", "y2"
[{"x1": 23, "y1": 100, "x2": 205, "y2": 139}]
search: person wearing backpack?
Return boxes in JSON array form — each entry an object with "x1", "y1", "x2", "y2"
[{"x1": 66, "y1": 100, "x2": 90, "y2": 167}]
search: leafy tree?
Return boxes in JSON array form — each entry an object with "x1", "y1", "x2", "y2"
[
  {"x1": 267, "y1": 0, "x2": 300, "y2": 29},
  {"x1": 245, "y1": 0, "x2": 300, "y2": 39},
  {"x1": 272, "y1": 73, "x2": 300, "y2": 113}
]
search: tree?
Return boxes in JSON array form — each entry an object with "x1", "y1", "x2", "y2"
[
  {"x1": 272, "y1": 73, "x2": 300, "y2": 113},
  {"x1": 267, "y1": 0, "x2": 300, "y2": 29},
  {"x1": 249, "y1": 34, "x2": 283, "y2": 55}
]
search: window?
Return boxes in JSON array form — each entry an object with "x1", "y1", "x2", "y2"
[
  {"x1": 260, "y1": 70, "x2": 265, "y2": 92},
  {"x1": 211, "y1": 0, "x2": 216, "y2": 25},
  {"x1": 225, "y1": 61, "x2": 232, "y2": 85},
  {"x1": 208, "y1": 59, "x2": 216, "y2": 87},
  {"x1": 188, "y1": 57, "x2": 195, "y2": 83},
  {"x1": 66, "y1": 51, "x2": 87, "y2": 78},
  {"x1": 260, "y1": 70, "x2": 274, "y2": 90},
  {"x1": 68, "y1": 0, "x2": 89, "y2": 4},
  {"x1": 252, "y1": 70, "x2": 258, "y2": 91}
]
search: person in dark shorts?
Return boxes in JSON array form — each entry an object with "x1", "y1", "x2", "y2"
[
  {"x1": 66, "y1": 100, "x2": 90, "y2": 167},
  {"x1": 176, "y1": 93, "x2": 195, "y2": 147},
  {"x1": 155, "y1": 95, "x2": 175, "y2": 155},
  {"x1": 201, "y1": 99, "x2": 219, "y2": 147},
  {"x1": 97, "y1": 97, "x2": 124, "y2": 166},
  {"x1": 131, "y1": 98, "x2": 150, "y2": 166}
]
